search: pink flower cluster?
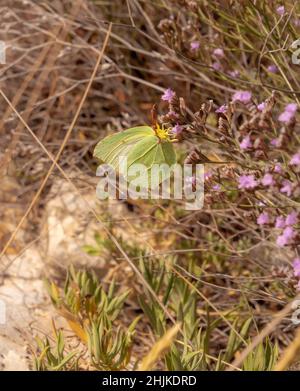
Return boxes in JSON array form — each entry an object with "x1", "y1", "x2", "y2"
[
  {"x1": 239, "y1": 135, "x2": 252, "y2": 150},
  {"x1": 171, "y1": 124, "x2": 183, "y2": 136},
  {"x1": 238, "y1": 169, "x2": 282, "y2": 190},
  {"x1": 276, "y1": 211, "x2": 298, "y2": 247},
  {"x1": 161, "y1": 88, "x2": 175, "y2": 102},
  {"x1": 257, "y1": 211, "x2": 298, "y2": 230},
  {"x1": 290, "y1": 152, "x2": 300, "y2": 166},
  {"x1": 267, "y1": 65, "x2": 278, "y2": 74},
  {"x1": 276, "y1": 6, "x2": 285, "y2": 16},
  {"x1": 256, "y1": 209, "x2": 298, "y2": 249},
  {"x1": 190, "y1": 41, "x2": 200, "y2": 51},
  {"x1": 257, "y1": 101, "x2": 266, "y2": 111},
  {"x1": 278, "y1": 103, "x2": 298, "y2": 124},
  {"x1": 232, "y1": 90, "x2": 252, "y2": 104},
  {"x1": 213, "y1": 48, "x2": 225, "y2": 58},
  {"x1": 277, "y1": 226, "x2": 295, "y2": 247},
  {"x1": 257, "y1": 212, "x2": 269, "y2": 225},
  {"x1": 216, "y1": 104, "x2": 228, "y2": 114},
  {"x1": 238, "y1": 174, "x2": 258, "y2": 189}
]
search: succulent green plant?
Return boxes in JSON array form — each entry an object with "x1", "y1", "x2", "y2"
[
  {"x1": 33, "y1": 330, "x2": 79, "y2": 371},
  {"x1": 35, "y1": 266, "x2": 139, "y2": 370}
]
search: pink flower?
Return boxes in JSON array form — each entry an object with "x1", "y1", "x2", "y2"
[
  {"x1": 240, "y1": 135, "x2": 252, "y2": 150},
  {"x1": 213, "y1": 48, "x2": 225, "y2": 58},
  {"x1": 212, "y1": 61, "x2": 222, "y2": 71},
  {"x1": 278, "y1": 111, "x2": 294, "y2": 124},
  {"x1": 275, "y1": 216, "x2": 286, "y2": 229},
  {"x1": 216, "y1": 104, "x2": 228, "y2": 113},
  {"x1": 274, "y1": 164, "x2": 282, "y2": 173},
  {"x1": 257, "y1": 212, "x2": 269, "y2": 225},
  {"x1": 276, "y1": 227, "x2": 295, "y2": 247},
  {"x1": 294, "y1": 19, "x2": 300, "y2": 27},
  {"x1": 293, "y1": 258, "x2": 300, "y2": 277},
  {"x1": 257, "y1": 102, "x2": 266, "y2": 111},
  {"x1": 229, "y1": 70, "x2": 239, "y2": 78},
  {"x1": 280, "y1": 180, "x2": 293, "y2": 197},
  {"x1": 276, "y1": 6, "x2": 285, "y2": 16},
  {"x1": 161, "y1": 88, "x2": 175, "y2": 102},
  {"x1": 286, "y1": 211, "x2": 298, "y2": 226},
  {"x1": 267, "y1": 65, "x2": 278, "y2": 73},
  {"x1": 271, "y1": 138, "x2": 280, "y2": 147},
  {"x1": 238, "y1": 174, "x2": 258, "y2": 189},
  {"x1": 290, "y1": 153, "x2": 300, "y2": 166},
  {"x1": 276, "y1": 235, "x2": 288, "y2": 247},
  {"x1": 232, "y1": 91, "x2": 252, "y2": 104},
  {"x1": 213, "y1": 184, "x2": 221, "y2": 191},
  {"x1": 285, "y1": 103, "x2": 298, "y2": 113},
  {"x1": 171, "y1": 124, "x2": 183, "y2": 135},
  {"x1": 283, "y1": 226, "x2": 295, "y2": 239},
  {"x1": 278, "y1": 103, "x2": 297, "y2": 124},
  {"x1": 190, "y1": 41, "x2": 200, "y2": 51},
  {"x1": 261, "y1": 173, "x2": 274, "y2": 187}
]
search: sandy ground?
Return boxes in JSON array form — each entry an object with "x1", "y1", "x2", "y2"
[
  {"x1": 0, "y1": 178, "x2": 102, "y2": 370},
  {"x1": 0, "y1": 169, "x2": 149, "y2": 370}
]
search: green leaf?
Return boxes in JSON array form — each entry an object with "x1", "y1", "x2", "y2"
[{"x1": 51, "y1": 351, "x2": 78, "y2": 371}]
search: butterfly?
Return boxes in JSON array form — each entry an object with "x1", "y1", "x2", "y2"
[{"x1": 93, "y1": 124, "x2": 177, "y2": 188}]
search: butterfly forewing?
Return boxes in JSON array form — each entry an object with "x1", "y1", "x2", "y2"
[{"x1": 93, "y1": 126, "x2": 154, "y2": 169}]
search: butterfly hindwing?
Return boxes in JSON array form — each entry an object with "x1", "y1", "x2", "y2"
[
  {"x1": 126, "y1": 136, "x2": 176, "y2": 168},
  {"x1": 126, "y1": 136, "x2": 176, "y2": 187}
]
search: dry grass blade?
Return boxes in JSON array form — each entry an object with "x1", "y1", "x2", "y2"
[
  {"x1": 0, "y1": 23, "x2": 112, "y2": 264},
  {"x1": 230, "y1": 299, "x2": 297, "y2": 370},
  {"x1": 138, "y1": 324, "x2": 181, "y2": 371},
  {"x1": 275, "y1": 328, "x2": 300, "y2": 371}
]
